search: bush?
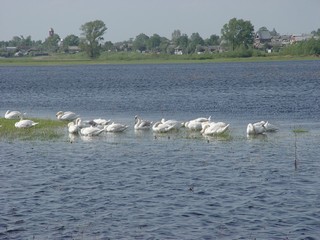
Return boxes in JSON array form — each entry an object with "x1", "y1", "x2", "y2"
[
  {"x1": 221, "y1": 46, "x2": 253, "y2": 58},
  {"x1": 280, "y1": 38, "x2": 320, "y2": 56}
]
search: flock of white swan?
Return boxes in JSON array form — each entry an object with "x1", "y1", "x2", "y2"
[{"x1": 4, "y1": 110, "x2": 279, "y2": 137}]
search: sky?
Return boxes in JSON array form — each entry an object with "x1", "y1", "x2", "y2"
[{"x1": 1, "y1": 0, "x2": 320, "y2": 42}]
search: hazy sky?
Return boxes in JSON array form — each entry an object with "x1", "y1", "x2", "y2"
[{"x1": 1, "y1": 0, "x2": 320, "y2": 42}]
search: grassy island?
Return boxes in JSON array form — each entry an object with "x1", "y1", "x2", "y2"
[{"x1": 0, "y1": 118, "x2": 67, "y2": 141}]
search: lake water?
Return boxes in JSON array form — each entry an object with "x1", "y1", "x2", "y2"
[{"x1": 1, "y1": 61, "x2": 320, "y2": 239}]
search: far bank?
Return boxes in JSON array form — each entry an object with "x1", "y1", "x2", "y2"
[{"x1": 0, "y1": 52, "x2": 319, "y2": 66}]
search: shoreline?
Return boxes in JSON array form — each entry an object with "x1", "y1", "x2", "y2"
[{"x1": 0, "y1": 54, "x2": 319, "y2": 66}]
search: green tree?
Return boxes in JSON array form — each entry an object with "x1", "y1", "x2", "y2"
[
  {"x1": 147, "y1": 34, "x2": 161, "y2": 52},
  {"x1": 43, "y1": 33, "x2": 61, "y2": 52},
  {"x1": 177, "y1": 34, "x2": 189, "y2": 53},
  {"x1": 205, "y1": 34, "x2": 220, "y2": 46},
  {"x1": 104, "y1": 41, "x2": 114, "y2": 51},
  {"x1": 258, "y1": 26, "x2": 269, "y2": 32},
  {"x1": 10, "y1": 35, "x2": 33, "y2": 47},
  {"x1": 133, "y1": 33, "x2": 149, "y2": 52},
  {"x1": 63, "y1": 34, "x2": 80, "y2": 47},
  {"x1": 311, "y1": 28, "x2": 320, "y2": 36},
  {"x1": 10, "y1": 36, "x2": 23, "y2": 47},
  {"x1": 221, "y1": 18, "x2": 254, "y2": 50},
  {"x1": 80, "y1": 20, "x2": 107, "y2": 58},
  {"x1": 159, "y1": 37, "x2": 170, "y2": 53},
  {"x1": 188, "y1": 32, "x2": 204, "y2": 53},
  {"x1": 23, "y1": 36, "x2": 33, "y2": 47},
  {"x1": 62, "y1": 34, "x2": 80, "y2": 52}
]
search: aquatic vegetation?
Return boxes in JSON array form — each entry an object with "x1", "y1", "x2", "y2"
[
  {"x1": 0, "y1": 118, "x2": 67, "y2": 141},
  {"x1": 292, "y1": 128, "x2": 308, "y2": 133}
]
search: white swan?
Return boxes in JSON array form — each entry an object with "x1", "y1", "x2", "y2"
[
  {"x1": 75, "y1": 118, "x2": 93, "y2": 128},
  {"x1": 246, "y1": 121, "x2": 266, "y2": 135},
  {"x1": 5, "y1": 110, "x2": 25, "y2": 119},
  {"x1": 152, "y1": 121, "x2": 175, "y2": 133},
  {"x1": 134, "y1": 115, "x2": 153, "y2": 130},
  {"x1": 15, "y1": 119, "x2": 38, "y2": 128},
  {"x1": 79, "y1": 125, "x2": 106, "y2": 136},
  {"x1": 161, "y1": 118, "x2": 183, "y2": 130},
  {"x1": 184, "y1": 120, "x2": 203, "y2": 131},
  {"x1": 184, "y1": 116, "x2": 211, "y2": 131},
  {"x1": 201, "y1": 122, "x2": 229, "y2": 135},
  {"x1": 68, "y1": 121, "x2": 79, "y2": 134},
  {"x1": 263, "y1": 121, "x2": 278, "y2": 132},
  {"x1": 105, "y1": 122, "x2": 128, "y2": 132},
  {"x1": 56, "y1": 111, "x2": 79, "y2": 121},
  {"x1": 92, "y1": 118, "x2": 111, "y2": 126},
  {"x1": 247, "y1": 121, "x2": 278, "y2": 135},
  {"x1": 190, "y1": 116, "x2": 211, "y2": 123}
]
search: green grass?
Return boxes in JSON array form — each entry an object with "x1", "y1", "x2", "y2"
[
  {"x1": 292, "y1": 128, "x2": 309, "y2": 133},
  {"x1": 0, "y1": 52, "x2": 319, "y2": 66},
  {"x1": 0, "y1": 118, "x2": 67, "y2": 141}
]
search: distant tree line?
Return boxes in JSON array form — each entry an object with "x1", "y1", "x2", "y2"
[{"x1": 1, "y1": 18, "x2": 320, "y2": 58}]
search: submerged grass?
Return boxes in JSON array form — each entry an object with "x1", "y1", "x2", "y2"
[
  {"x1": 0, "y1": 118, "x2": 67, "y2": 141},
  {"x1": 292, "y1": 128, "x2": 309, "y2": 133}
]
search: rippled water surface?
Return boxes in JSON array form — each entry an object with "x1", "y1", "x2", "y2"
[{"x1": 1, "y1": 61, "x2": 320, "y2": 239}]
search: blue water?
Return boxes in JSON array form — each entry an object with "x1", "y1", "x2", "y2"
[{"x1": 1, "y1": 61, "x2": 320, "y2": 239}]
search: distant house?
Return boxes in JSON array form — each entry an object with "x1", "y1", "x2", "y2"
[
  {"x1": 196, "y1": 46, "x2": 206, "y2": 54},
  {"x1": 270, "y1": 35, "x2": 291, "y2": 49},
  {"x1": 67, "y1": 46, "x2": 80, "y2": 54},
  {"x1": 174, "y1": 46, "x2": 183, "y2": 55},
  {"x1": 210, "y1": 45, "x2": 224, "y2": 53},
  {"x1": 255, "y1": 30, "x2": 272, "y2": 43},
  {"x1": 198, "y1": 46, "x2": 221, "y2": 54},
  {"x1": 113, "y1": 42, "x2": 132, "y2": 52},
  {"x1": 254, "y1": 30, "x2": 272, "y2": 49},
  {"x1": 280, "y1": 35, "x2": 291, "y2": 45},
  {"x1": 14, "y1": 51, "x2": 23, "y2": 57},
  {"x1": 290, "y1": 34, "x2": 314, "y2": 44},
  {"x1": 5, "y1": 47, "x2": 17, "y2": 52}
]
